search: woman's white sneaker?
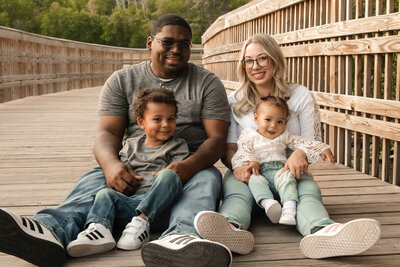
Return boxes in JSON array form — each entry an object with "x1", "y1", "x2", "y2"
[
  {"x1": 194, "y1": 210, "x2": 254, "y2": 255},
  {"x1": 300, "y1": 218, "x2": 381, "y2": 259},
  {"x1": 67, "y1": 223, "x2": 116, "y2": 257},
  {"x1": 0, "y1": 208, "x2": 65, "y2": 267},
  {"x1": 117, "y1": 216, "x2": 150, "y2": 250},
  {"x1": 141, "y1": 234, "x2": 232, "y2": 267}
]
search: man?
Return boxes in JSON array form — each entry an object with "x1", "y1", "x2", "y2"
[{"x1": 0, "y1": 14, "x2": 232, "y2": 267}]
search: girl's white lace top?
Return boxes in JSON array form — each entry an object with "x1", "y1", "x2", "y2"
[{"x1": 231, "y1": 128, "x2": 330, "y2": 169}]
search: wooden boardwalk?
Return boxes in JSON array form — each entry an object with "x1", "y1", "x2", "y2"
[{"x1": 0, "y1": 87, "x2": 400, "y2": 266}]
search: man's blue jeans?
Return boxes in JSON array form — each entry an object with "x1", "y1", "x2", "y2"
[
  {"x1": 34, "y1": 166, "x2": 222, "y2": 247},
  {"x1": 85, "y1": 169, "x2": 182, "y2": 231}
]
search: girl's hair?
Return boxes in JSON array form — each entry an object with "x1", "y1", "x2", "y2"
[
  {"x1": 256, "y1": 96, "x2": 289, "y2": 119},
  {"x1": 232, "y1": 33, "x2": 291, "y2": 117},
  {"x1": 133, "y1": 88, "x2": 178, "y2": 118}
]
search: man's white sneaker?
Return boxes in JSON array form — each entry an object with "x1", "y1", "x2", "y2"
[
  {"x1": 194, "y1": 210, "x2": 254, "y2": 255},
  {"x1": 0, "y1": 208, "x2": 65, "y2": 267},
  {"x1": 279, "y1": 206, "x2": 296, "y2": 225},
  {"x1": 141, "y1": 234, "x2": 232, "y2": 267},
  {"x1": 67, "y1": 223, "x2": 116, "y2": 257},
  {"x1": 117, "y1": 216, "x2": 150, "y2": 250},
  {"x1": 300, "y1": 218, "x2": 381, "y2": 259}
]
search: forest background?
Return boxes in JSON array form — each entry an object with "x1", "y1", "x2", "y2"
[{"x1": 0, "y1": 0, "x2": 251, "y2": 47}]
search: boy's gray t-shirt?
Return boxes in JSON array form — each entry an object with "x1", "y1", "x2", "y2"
[
  {"x1": 119, "y1": 135, "x2": 189, "y2": 190},
  {"x1": 98, "y1": 61, "x2": 230, "y2": 153}
]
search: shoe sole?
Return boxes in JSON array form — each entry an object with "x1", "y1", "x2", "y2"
[
  {"x1": 117, "y1": 236, "x2": 149, "y2": 250},
  {"x1": 141, "y1": 240, "x2": 231, "y2": 267},
  {"x1": 68, "y1": 241, "x2": 116, "y2": 257},
  {"x1": 0, "y1": 209, "x2": 65, "y2": 267},
  {"x1": 194, "y1": 211, "x2": 254, "y2": 255},
  {"x1": 300, "y1": 218, "x2": 381, "y2": 259},
  {"x1": 265, "y1": 202, "x2": 282, "y2": 224}
]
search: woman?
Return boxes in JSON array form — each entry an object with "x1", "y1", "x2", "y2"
[{"x1": 194, "y1": 33, "x2": 381, "y2": 259}]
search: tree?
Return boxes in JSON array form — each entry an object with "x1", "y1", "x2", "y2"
[
  {"x1": 102, "y1": 4, "x2": 151, "y2": 47},
  {"x1": 40, "y1": 2, "x2": 106, "y2": 44},
  {"x1": 0, "y1": 0, "x2": 41, "y2": 33}
]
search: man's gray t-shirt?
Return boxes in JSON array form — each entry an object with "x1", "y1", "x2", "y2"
[
  {"x1": 119, "y1": 135, "x2": 189, "y2": 190},
  {"x1": 98, "y1": 61, "x2": 230, "y2": 153}
]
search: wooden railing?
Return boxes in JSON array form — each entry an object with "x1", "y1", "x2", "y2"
[
  {"x1": 202, "y1": 0, "x2": 400, "y2": 185},
  {"x1": 0, "y1": 26, "x2": 202, "y2": 103}
]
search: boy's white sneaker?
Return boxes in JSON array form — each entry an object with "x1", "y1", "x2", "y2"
[
  {"x1": 0, "y1": 208, "x2": 65, "y2": 267},
  {"x1": 279, "y1": 206, "x2": 296, "y2": 225},
  {"x1": 300, "y1": 218, "x2": 381, "y2": 259},
  {"x1": 141, "y1": 233, "x2": 232, "y2": 267},
  {"x1": 117, "y1": 216, "x2": 150, "y2": 250},
  {"x1": 194, "y1": 210, "x2": 254, "y2": 255},
  {"x1": 67, "y1": 223, "x2": 116, "y2": 257}
]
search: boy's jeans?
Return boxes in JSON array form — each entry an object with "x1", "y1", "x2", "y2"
[
  {"x1": 34, "y1": 166, "x2": 222, "y2": 247},
  {"x1": 85, "y1": 169, "x2": 182, "y2": 230}
]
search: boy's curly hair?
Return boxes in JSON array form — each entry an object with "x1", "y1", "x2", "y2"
[{"x1": 133, "y1": 88, "x2": 178, "y2": 118}]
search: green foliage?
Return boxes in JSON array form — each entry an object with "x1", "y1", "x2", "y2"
[
  {"x1": 0, "y1": 0, "x2": 41, "y2": 33},
  {"x1": 0, "y1": 0, "x2": 252, "y2": 47}
]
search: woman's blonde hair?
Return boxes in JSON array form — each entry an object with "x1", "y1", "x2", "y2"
[{"x1": 232, "y1": 34, "x2": 291, "y2": 117}]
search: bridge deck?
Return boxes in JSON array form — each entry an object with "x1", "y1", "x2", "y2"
[{"x1": 1, "y1": 87, "x2": 399, "y2": 266}]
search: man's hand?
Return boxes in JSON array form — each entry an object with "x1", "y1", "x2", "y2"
[
  {"x1": 165, "y1": 161, "x2": 193, "y2": 184},
  {"x1": 103, "y1": 160, "x2": 143, "y2": 196},
  {"x1": 233, "y1": 164, "x2": 253, "y2": 184},
  {"x1": 279, "y1": 149, "x2": 308, "y2": 179}
]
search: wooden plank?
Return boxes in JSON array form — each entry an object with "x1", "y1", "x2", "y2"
[
  {"x1": 318, "y1": 109, "x2": 400, "y2": 142},
  {"x1": 312, "y1": 92, "x2": 400, "y2": 119},
  {"x1": 1, "y1": 87, "x2": 400, "y2": 266}
]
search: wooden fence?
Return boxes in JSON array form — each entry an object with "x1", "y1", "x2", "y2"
[
  {"x1": 0, "y1": 26, "x2": 202, "y2": 103},
  {"x1": 202, "y1": 0, "x2": 400, "y2": 185}
]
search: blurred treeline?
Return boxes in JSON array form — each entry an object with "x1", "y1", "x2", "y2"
[{"x1": 0, "y1": 0, "x2": 251, "y2": 47}]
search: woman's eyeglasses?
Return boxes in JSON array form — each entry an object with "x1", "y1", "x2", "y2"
[
  {"x1": 151, "y1": 36, "x2": 192, "y2": 51},
  {"x1": 241, "y1": 56, "x2": 271, "y2": 69}
]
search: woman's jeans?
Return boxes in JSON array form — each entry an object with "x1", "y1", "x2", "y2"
[
  {"x1": 219, "y1": 169, "x2": 335, "y2": 236},
  {"x1": 34, "y1": 166, "x2": 222, "y2": 247},
  {"x1": 85, "y1": 169, "x2": 182, "y2": 231},
  {"x1": 248, "y1": 161, "x2": 298, "y2": 207}
]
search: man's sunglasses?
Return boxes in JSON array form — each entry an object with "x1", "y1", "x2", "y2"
[{"x1": 151, "y1": 36, "x2": 192, "y2": 51}]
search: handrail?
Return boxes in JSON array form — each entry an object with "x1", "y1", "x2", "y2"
[
  {"x1": 202, "y1": 0, "x2": 400, "y2": 185},
  {"x1": 0, "y1": 26, "x2": 202, "y2": 103}
]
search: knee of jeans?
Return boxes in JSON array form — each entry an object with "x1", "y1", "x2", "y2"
[
  {"x1": 191, "y1": 167, "x2": 222, "y2": 195},
  {"x1": 154, "y1": 169, "x2": 180, "y2": 186},
  {"x1": 298, "y1": 179, "x2": 321, "y2": 199},
  {"x1": 95, "y1": 187, "x2": 116, "y2": 198}
]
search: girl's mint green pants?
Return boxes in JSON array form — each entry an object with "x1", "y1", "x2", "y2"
[{"x1": 219, "y1": 167, "x2": 335, "y2": 236}]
